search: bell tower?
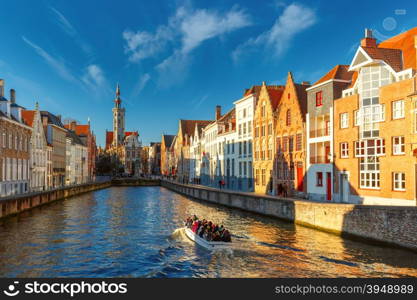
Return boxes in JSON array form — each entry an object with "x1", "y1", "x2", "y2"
[{"x1": 112, "y1": 83, "x2": 125, "y2": 147}]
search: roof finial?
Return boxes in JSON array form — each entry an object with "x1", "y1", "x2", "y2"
[
  {"x1": 116, "y1": 83, "x2": 120, "y2": 97},
  {"x1": 35, "y1": 101, "x2": 39, "y2": 110}
]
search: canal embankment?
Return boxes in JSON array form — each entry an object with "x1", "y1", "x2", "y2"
[
  {"x1": 161, "y1": 180, "x2": 417, "y2": 252},
  {"x1": 0, "y1": 178, "x2": 161, "y2": 220},
  {"x1": 0, "y1": 181, "x2": 112, "y2": 220}
]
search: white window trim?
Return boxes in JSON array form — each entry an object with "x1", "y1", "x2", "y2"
[
  {"x1": 392, "y1": 136, "x2": 405, "y2": 155},
  {"x1": 393, "y1": 172, "x2": 406, "y2": 191}
]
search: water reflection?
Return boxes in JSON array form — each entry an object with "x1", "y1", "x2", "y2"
[{"x1": 0, "y1": 186, "x2": 416, "y2": 277}]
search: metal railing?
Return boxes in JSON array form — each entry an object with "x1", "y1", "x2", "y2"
[{"x1": 309, "y1": 128, "x2": 330, "y2": 138}]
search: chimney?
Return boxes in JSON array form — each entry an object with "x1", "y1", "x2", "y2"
[
  {"x1": 10, "y1": 89, "x2": 15, "y2": 103},
  {"x1": 70, "y1": 120, "x2": 77, "y2": 131},
  {"x1": 0, "y1": 79, "x2": 4, "y2": 97},
  {"x1": 361, "y1": 28, "x2": 377, "y2": 48},
  {"x1": 42, "y1": 115, "x2": 48, "y2": 127},
  {"x1": 215, "y1": 105, "x2": 221, "y2": 120},
  {"x1": 301, "y1": 81, "x2": 310, "y2": 86}
]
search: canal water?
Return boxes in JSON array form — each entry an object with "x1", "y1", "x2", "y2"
[{"x1": 0, "y1": 186, "x2": 416, "y2": 277}]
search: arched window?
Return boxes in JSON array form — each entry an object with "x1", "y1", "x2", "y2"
[{"x1": 286, "y1": 109, "x2": 291, "y2": 126}]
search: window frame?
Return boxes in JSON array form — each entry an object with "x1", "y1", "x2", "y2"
[
  {"x1": 340, "y1": 142, "x2": 349, "y2": 158},
  {"x1": 315, "y1": 91, "x2": 323, "y2": 107},
  {"x1": 392, "y1": 172, "x2": 405, "y2": 191}
]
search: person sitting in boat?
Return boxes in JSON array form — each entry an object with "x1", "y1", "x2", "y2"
[
  {"x1": 192, "y1": 220, "x2": 199, "y2": 232},
  {"x1": 221, "y1": 229, "x2": 231, "y2": 242},
  {"x1": 212, "y1": 231, "x2": 221, "y2": 241}
]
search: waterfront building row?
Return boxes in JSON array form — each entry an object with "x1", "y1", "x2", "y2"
[
  {"x1": 0, "y1": 79, "x2": 97, "y2": 197},
  {"x1": 162, "y1": 27, "x2": 417, "y2": 206}
]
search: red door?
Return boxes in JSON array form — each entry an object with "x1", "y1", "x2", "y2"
[
  {"x1": 326, "y1": 172, "x2": 332, "y2": 201},
  {"x1": 325, "y1": 146, "x2": 331, "y2": 163},
  {"x1": 296, "y1": 166, "x2": 303, "y2": 191}
]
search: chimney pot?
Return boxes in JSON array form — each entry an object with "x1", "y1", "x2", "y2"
[
  {"x1": 71, "y1": 120, "x2": 77, "y2": 131},
  {"x1": 10, "y1": 89, "x2": 15, "y2": 103},
  {"x1": 302, "y1": 81, "x2": 310, "y2": 86},
  {"x1": 361, "y1": 28, "x2": 377, "y2": 48},
  {"x1": 0, "y1": 79, "x2": 4, "y2": 97},
  {"x1": 365, "y1": 28, "x2": 373, "y2": 38},
  {"x1": 215, "y1": 105, "x2": 221, "y2": 120}
]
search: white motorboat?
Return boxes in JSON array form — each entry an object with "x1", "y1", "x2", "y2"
[{"x1": 184, "y1": 227, "x2": 231, "y2": 250}]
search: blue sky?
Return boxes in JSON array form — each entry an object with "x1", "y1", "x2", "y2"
[{"x1": 1, "y1": 0, "x2": 416, "y2": 146}]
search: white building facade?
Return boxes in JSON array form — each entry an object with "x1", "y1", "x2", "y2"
[
  {"x1": 234, "y1": 92, "x2": 256, "y2": 192},
  {"x1": 22, "y1": 106, "x2": 48, "y2": 192}
]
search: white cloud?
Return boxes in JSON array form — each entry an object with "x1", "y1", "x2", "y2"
[
  {"x1": 131, "y1": 73, "x2": 151, "y2": 98},
  {"x1": 123, "y1": 27, "x2": 173, "y2": 63},
  {"x1": 82, "y1": 64, "x2": 107, "y2": 90},
  {"x1": 123, "y1": 5, "x2": 251, "y2": 86},
  {"x1": 232, "y1": 3, "x2": 316, "y2": 62},
  {"x1": 22, "y1": 36, "x2": 77, "y2": 83},
  {"x1": 50, "y1": 7, "x2": 93, "y2": 55},
  {"x1": 179, "y1": 6, "x2": 251, "y2": 54}
]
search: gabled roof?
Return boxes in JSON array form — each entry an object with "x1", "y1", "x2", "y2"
[
  {"x1": 74, "y1": 125, "x2": 90, "y2": 136},
  {"x1": 361, "y1": 46, "x2": 403, "y2": 72},
  {"x1": 379, "y1": 27, "x2": 417, "y2": 70},
  {"x1": 266, "y1": 85, "x2": 285, "y2": 111},
  {"x1": 293, "y1": 83, "x2": 309, "y2": 118},
  {"x1": 105, "y1": 131, "x2": 138, "y2": 149},
  {"x1": 162, "y1": 134, "x2": 175, "y2": 148},
  {"x1": 313, "y1": 65, "x2": 354, "y2": 86},
  {"x1": 125, "y1": 131, "x2": 138, "y2": 137},
  {"x1": 40, "y1": 111, "x2": 64, "y2": 128},
  {"x1": 63, "y1": 124, "x2": 91, "y2": 136},
  {"x1": 21, "y1": 110, "x2": 36, "y2": 127},
  {"x1": 217, "y1": 108, "x2": 236, "y2": 135},
  {"x1": 348, "y1": 71, "x2": 359, "y2": 89},
  {"x1": 105, "y1": 131, "x2": 113, "y2": 149},
  {"x1": 180, "y1": 120, "x2": 212, "y2": 137},
  {"x1": 244, "y1": 85, "x2": 262, "y2": 97}
]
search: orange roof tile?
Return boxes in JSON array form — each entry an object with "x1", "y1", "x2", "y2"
[
  {"x1": 180, "y1": 120, "x2": 212, "y2": 137},
  {"x1": 379, "y1": 27, "x2": 417, "y2": 70},
  {"x1": 266, "y1": 85, "x2": 285, "y2": 110},
  {"x1": 105, "y1": 131, "x2": 113, "y2": 149},
  {"x1": 313, "y1": 65, "x2": 354, "y2": 86},
  {"x1": 74, "y1": 125, "x2": 90, "y2": 136},
  {"x1": 244, "y1": 85, "x2": 262, "y2": 97},
  {"x1": 361, "y1": 46, "x2": 403, "y2": 72},
  {"x1": 348, "y1": 71, "x2": 359, "y2": 88},
  {"x1": 21, "y1": 110, "x2": 35, "y2": 127}
]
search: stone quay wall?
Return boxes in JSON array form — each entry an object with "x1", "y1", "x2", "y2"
[
  {"x1": 0, "y1": 181, "x2": 112, "y2": 220},
  {"x1": 161, "y1": 180, "x2": 417, "y2": 252}
]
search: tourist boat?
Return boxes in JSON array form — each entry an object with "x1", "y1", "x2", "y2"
[{"x1": 184, "y1": 227, "x2": 231, "y2": 250}]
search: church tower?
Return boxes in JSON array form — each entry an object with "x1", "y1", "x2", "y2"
[{"x1": 112, "y1": 83, "x2": 125, "y2": 147}]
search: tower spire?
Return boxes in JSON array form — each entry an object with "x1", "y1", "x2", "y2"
[{"x1": 116, "y1": 83, "x2": 120, "y2": 97}]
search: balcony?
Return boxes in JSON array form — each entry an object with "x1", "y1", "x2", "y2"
[
  {"x1": 309, "y1": 155, "x2": 330, "y2": 164},
  {"x1": 309, "y1": 141, "x2": 331, "y2": 164},
  {"x1": 309, "y1": 114, "x2": 331, "y2": 139},
  {"x1": 309, "y1": 127, "x2": 330, "y2": 138}
]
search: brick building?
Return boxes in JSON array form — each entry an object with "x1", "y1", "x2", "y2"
[
  {"x1": 333, "y1": 28, "x2": 417, "y2": 205},
  {"x1": 161, "y1": 134, "x2": 175, "y2": 176},
  {"x1": 253, "y1": 82, "x2": 285, "y2": 194},
  {"x1": 22, "y1": 103, "x2": 48, "y2": 192},
  {"x1": 305, "y1": 65, "x2": 354, "y2": 201},
  {"x1": 41, "y1": 111, "x2": 67, "y2": 188},
  {"x1": 273, "y1": 73, "x2": 309, "y2": 197},
  {"x1": 0, "y1": 81, "x2": 32, "y2": 196}
]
